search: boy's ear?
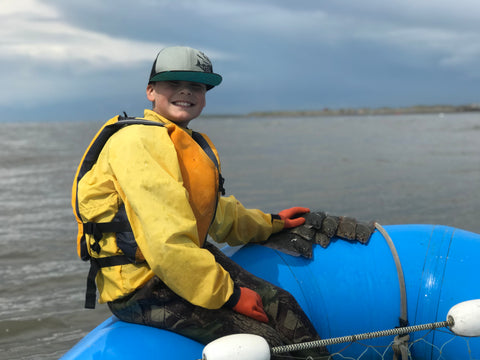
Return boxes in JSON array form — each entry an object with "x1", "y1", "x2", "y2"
[{"x1": 146, "y1": 83, "x2": 156, "y2": 102}]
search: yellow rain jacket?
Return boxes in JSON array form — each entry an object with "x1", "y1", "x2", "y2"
[{"x1": 75, "y1": 110, "x2": 284, "y2": 309}]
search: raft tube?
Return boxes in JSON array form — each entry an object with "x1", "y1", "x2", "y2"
[{"x1": 60, "y1": 224, "x2": 480, "y2": 359}]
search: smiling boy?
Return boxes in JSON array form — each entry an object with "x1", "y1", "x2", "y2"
[
  {"x1": 73, "y1": 46, "x2": 328, "y2": 359},
  {"x1": 146, "y1": 80, "x2": 206, "y2": 127}
]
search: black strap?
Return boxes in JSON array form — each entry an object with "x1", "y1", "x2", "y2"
[
  {"x1": 191, "y1": 131, "x2": 226, "y2": 195},
  {"x1": 83, "y1": 221, "x2": 132, "y2": 253},
  {"x1": 85, "y1": 255, "x2": 131, "y2": 309},
  {"x1": 84, "y1": 221, "x2": 132, "y2": 235},
  {"x1": 83, "y1": 221, "x2": 133, "y2": 307},
  {"x1": 191, "y1": 131, "x2": 219, "y2": 168},
  {"x1": 78, "y1": 118, "x2": 165, "y2": 181}
]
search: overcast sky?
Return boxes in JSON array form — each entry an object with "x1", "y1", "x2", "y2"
[{"x1": 2, "y1": 0, "x2": 480, "y2": 121}]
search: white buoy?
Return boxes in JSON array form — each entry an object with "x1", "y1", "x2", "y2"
[
  {"x1": 202, "y1": 334, "x2": 270, "y2": 360},
  {"x1": 447, "y1": 299, "x2": 480, "y2": 337}
]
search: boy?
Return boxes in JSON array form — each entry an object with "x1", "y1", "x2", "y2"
[{"x1": 73, "y1": 46, "x2": 328, "y2": 359}]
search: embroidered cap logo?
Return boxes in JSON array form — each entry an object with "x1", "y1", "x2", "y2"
[{"x1": 196, "y1": 52, "x2": 213, "y2": 73}]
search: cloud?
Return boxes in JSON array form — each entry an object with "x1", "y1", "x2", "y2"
[
  {"x1": 7, "y1": 0, "x2": 478, "y2": 74},
  {"x1": 0, "y1": 0, "x2": 478, "y2": 119},
  {"x1": 0, "y1": 0, "x2": 164, "y2": 69},
  {"x1": 0, "y1": 0, "x2": 234, "y2": 110},
  {"x1": 334, "y1": 1, "x2": 480, "y2": 74}
]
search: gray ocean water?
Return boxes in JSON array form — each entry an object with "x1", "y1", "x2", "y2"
[{"x1": 1, "y1": 113, "x2": 479, "y2": 359}]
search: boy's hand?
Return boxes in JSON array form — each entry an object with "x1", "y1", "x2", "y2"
[
  {"x1": 279, "y1": 207, "x2": 310, "y2": 228},
  {"x1": 232, "y1": 287, "x2": 269, "y2": 323}
]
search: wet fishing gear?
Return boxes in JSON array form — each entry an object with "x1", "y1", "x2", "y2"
[{"x1": 262, "y1": 211, "x2": 375, "y2": 258}]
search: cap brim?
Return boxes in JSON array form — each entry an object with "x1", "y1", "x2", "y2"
[{"x1": 150, "y1": 71, "x2": 222, "y2": 88}]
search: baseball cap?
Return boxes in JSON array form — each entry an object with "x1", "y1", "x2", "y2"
[{"x1": 148, "y1": 46, "x2": 222, "y2": 90}]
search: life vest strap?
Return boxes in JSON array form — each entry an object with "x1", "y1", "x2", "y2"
[
  {"x1": 83, "y1": 221, "x2": 132, "y2": 253},
  {"x1": 192, "y1": 131, "x2": 226, "y2": 195},
  {"x1": 85, "y1": 255, "x2": 131, "y2": 309}
]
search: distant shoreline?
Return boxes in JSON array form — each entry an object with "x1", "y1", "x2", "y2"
[{"x1": 246, "y1": 104, "x2": 480, "y2": 117}]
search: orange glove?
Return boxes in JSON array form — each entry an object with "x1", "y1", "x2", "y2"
[
  {"x1": 231, "y1": 287, "x2": 269, "y2": 323},
  {"x1": 279, "y1": 207, "x2": 310, "y2": 228}
]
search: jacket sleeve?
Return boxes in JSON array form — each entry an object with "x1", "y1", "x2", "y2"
[
  {"x1": 209, "y1": 195, "x2": 285, "y2": 246},
  {"x1": 107, "y1": 125, "x2": 234, "y2": 309}
]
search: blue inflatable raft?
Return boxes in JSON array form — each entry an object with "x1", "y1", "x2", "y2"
[{"x1": 61, "y1": 224, "x2": 480, "y2": 359}]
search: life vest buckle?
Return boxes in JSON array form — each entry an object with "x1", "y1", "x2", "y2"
[
  {"x1": 219, "y1": 174, "x2": 226, "y2": 195},
  {"x1": 83, "y1": 222, "x2": 103, "y2": 253}
]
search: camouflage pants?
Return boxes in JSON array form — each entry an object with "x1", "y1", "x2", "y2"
[{"x1": 108, "y1": 242, "x2": 329, "y2": 360}]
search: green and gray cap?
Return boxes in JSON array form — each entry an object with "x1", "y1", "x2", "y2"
[{"x1": 149, "y1": 46, "x2": 222, "y2": 90}]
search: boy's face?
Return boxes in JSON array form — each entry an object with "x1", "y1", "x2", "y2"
[{"x1": 146, "y1": 80, "x2": 207, "y2": 127}]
